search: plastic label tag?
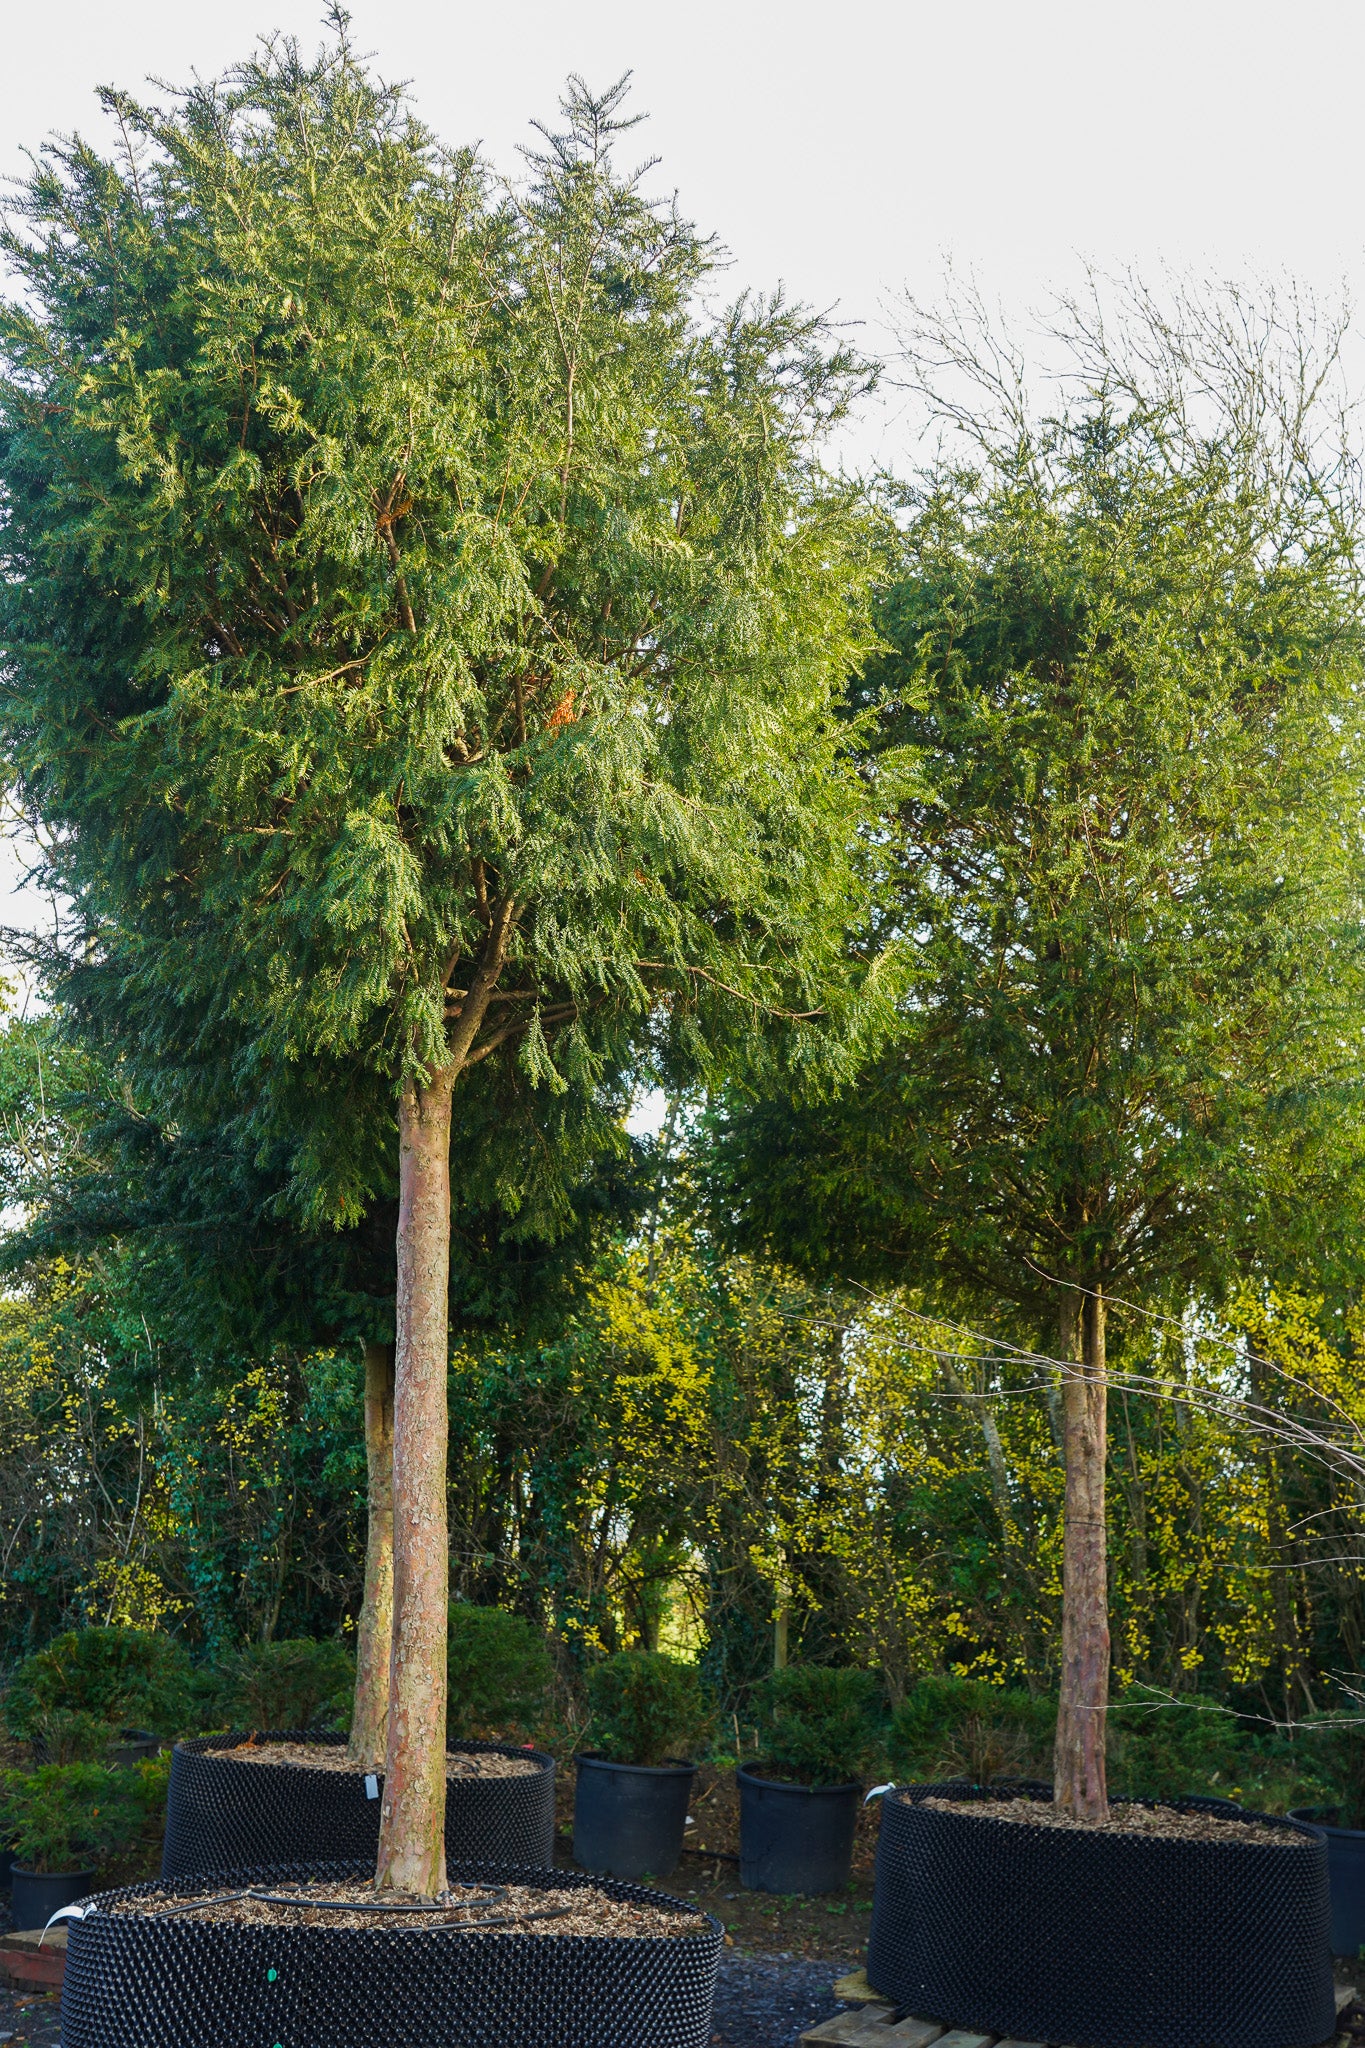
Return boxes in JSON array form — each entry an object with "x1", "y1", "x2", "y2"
[
  {"x1": 40, "y1": 1904, "x2": 87, "y2": 1946},
  {"x1": 864, "y1": 1781, "x2": 896, "y2": 1804},
  {"x1": 365, "y1": 1773, "x2": 379, "y2": 1800}
]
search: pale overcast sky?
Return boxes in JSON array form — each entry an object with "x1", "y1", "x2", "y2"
[{"x1": 2, "y1": 0, "x2": 1363, "y2": 958}]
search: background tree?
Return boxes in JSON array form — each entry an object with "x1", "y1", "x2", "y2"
[
  {"x1": 707, "y1": 299, "x2": 1365, "y2": 1816},
  {"x1": 0, "y1": 33, "x2": 879, "y2": 1884}
]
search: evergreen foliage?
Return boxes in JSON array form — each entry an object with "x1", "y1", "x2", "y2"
[
  {"x1": 0, "y1": 31, "x2": 879, "y2": 1223},
  {"x1": 585, "y1": 1649, "x2": 710, "y2": 1767},
  {"x1": 213, "y1": 1635, "x2": 354, "y2": 1732},
  {"x1": 2, "y1": 1626, "x2": 193, "y2": 1742},
  {"x1": 446, "y1": 1602, "x2": 553, "y2": 1739},
  {"x1": 756, "y1": 1663, "x2": 879, "y2": 1786},
  {"x1": 710, "y1": 397, "x2": 1365, "y2": 1318}
]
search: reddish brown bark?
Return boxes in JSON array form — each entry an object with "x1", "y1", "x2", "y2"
[
  {"x1": 375, "y1": 1069, "x2": 456, "y2": 1894},
  {"x1": 348, "y1": 1340, "x2": 395, "y2": 1772},
  {"x1": 1054, "y1": 1285, "x2": 1110, "y2": 1820}
]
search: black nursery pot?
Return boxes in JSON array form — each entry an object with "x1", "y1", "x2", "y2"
[
  {"x1": 109, "y1": 1727, "x2": 162, "y2": 1767},
  {"x1": 1290, "y1": 1805, "x2": 1365, "y2": 1956},
  {"x1": 867, "y1": 1782, "x2": 1334, "y2": 2048},
  {"x1": 60, "y1": 1857, "x2": 723, "y2": 2048},
  {"x1": 161, "y1": 1732, "x2": 555, "y2": 1879},
  {"x1": 11, "y1": 1864, "x2": 97, "y2": 1931},
  {"x1": 737, "y1": 1765, "x2": 861, "y2": 1894},
  {"x1": 573, "y1": 1754, "x2": 696, "y2": 1880}
]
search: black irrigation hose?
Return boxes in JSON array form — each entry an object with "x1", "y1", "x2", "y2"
[
  {"x1": 145, "y1": 1882, "x2": 575, "y2": 1932},
  {"x1": 246, "y1": 1887, "x2": 508, "y2": 1914}
]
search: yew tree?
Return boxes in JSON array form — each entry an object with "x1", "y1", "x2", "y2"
[
  {"x1": 709, "y1": 330, "x2": 1365, "y2": 1816},
  {"x1": 0, "y1": 33, "x2": 878, "y2": 1887}
]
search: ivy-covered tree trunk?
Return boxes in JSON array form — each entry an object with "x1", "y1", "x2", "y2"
[
  {"x1": 348, "y1": 1341, "x2": 395, "y2": 1772},
  {"x1": 376, "y1": 1072, "x2": 456, "y2": 1894},
  {"x1": 1054, "y1": 1287, "x2": 1109, "y2": 1819}
]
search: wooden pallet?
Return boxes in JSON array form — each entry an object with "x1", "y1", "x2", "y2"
[
  {"x1": 0, "y1": 1926, "x2": 66, "y2": 1993},
  {"x1": 798, "y1": 1979, "x2": 1356, "y2": 2048}
]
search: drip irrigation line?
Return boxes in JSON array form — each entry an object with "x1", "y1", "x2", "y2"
[{"x1": 145, "y1": 1883, "x2": 576, "y2": 1930}]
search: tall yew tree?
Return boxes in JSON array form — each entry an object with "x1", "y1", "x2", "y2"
[
  {"x1": 0, "y1": 31, "x2": 878, "y2": 1888},
  {"x1": 709, "y1": 312, "x2": 1365, "y2": 1817}
]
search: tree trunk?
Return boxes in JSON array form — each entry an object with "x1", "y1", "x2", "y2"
[
  {"x1": 376, "y1": 1069, "x2": 455, "y2": 1894},
  {"x1": 348, "y1": 1340, "x2": 395, "y2": 1771},
  {"x1": 1054, "y1": 1285, "x2": 1110, "y2": 1820}
]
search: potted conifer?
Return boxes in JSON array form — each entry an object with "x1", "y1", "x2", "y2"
[
  {"x1": 738, "y1": 1665, "x2": 878, "y2": 1893},
  {"x1": 15, "y1": 26, "x2": 872, "y2": 2048},
  {"x1": 853, "y1": 302, "x2": 1349, "y2": 2048},
  {"x1": 573, "y1": 1652, "x2": 710, "y2": 1880},
  {"x1": 1, "y1": 1761, "x2": 166, "y2": 1929}
]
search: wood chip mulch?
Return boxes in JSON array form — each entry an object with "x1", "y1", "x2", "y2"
[
  {"x1": 222, "y1": 1742, "x2": 539, "y2": 1777},
  {"x1": 918, "y1": 1794, "x2": 1314, "y2": 1845},
  {"x1": 106, "y1": 1878, "x2": 709, "y2": 1938}
]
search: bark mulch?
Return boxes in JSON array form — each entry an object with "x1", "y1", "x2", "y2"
[
  {"x1": 924, "y1": 1793, "x2": 1316, "y2": 1845},
  {"x1": 223, "y1": 1740, "x2": 539, "y2": 1776},
  {"x1": 110, "y1": 1876, "x2": 707, "y2": 1938}
]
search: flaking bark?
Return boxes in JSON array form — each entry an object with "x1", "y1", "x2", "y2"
[
  {"x1": 1054, "y1": 1286, "x2": 1110, "y2": 1820},
  {"x1": 348, "y1": 1340, "x2": 395, "y2": 1772},
  {"x1": 376, "y1": 1072, "x2": 456, "y2": 1894}
]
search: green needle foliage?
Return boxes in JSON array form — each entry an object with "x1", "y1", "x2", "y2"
[
  {"x1": 708, "y1": 316, "x2": 1365, "y2": 1812},
  {"x1": 714, "y1": 378, "x2": 1365, "y2": 1321},
  {"x1": 0, "y1": 28, "x2": 879, "y2": 1223},
  {"x1": 0, "y1": 21, "x2": 882, "y2": 1884},
  {"x1": 585, "y1": 1648, "x2": 710, "y2": 1767}
]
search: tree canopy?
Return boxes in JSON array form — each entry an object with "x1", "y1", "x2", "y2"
[{"x1": 0, "y1": 27, "x2": 885, "y2": 1885}]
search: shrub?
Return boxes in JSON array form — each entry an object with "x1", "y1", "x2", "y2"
[
  {"x1": 214, "y1": 1638, "x2": 354, "y2": 1733},
  {"x1": 757, "y1": 1664, "x2": 880, "y2": 1787},
  {"x1": 0, "y1": 1757, "x2": 169, "y2": 1874},
  {"x1": 2, "y1": 1628, "x2": 193, "y2": 1743},
  {"x1": 585, "y1": 1651, "x2": 710, "y2": 1768},
  {"x1": 447, "y1": 1604, "x2": 554, "y2": 1740},
  {"x1": 1266, "y1": 1714, "x2": 1365, "y2": 1827},
  {"x1": 889, "y1": 1675, "x2": 1053, "y2": 1785},
  {"x1": 31, "y1": 1709, "x2": 117, "y2": 1765}
]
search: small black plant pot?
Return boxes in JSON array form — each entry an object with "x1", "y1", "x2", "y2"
[
  {"x1": 573, "y1": 1754, "x2": 696, "y2": 1880},
  {"x1": 11, "y1": 1864, "x2": 97, "y2": 1931},
  {"x1": 60, "y1": 1857, "x2": 723, "y2": 2048},
  {"x1": 109, "y1": 1727, "x2": 162, "y2": 1767},
  {"x1": 737, "y1": 1765, "x2": 861, "y2": 1894},
  {"x1": 867, "y1": 1781, "x2": 1333, "y2": 2048},
  {"x1": 161, "y1": 1731, "x2": 555, "y2": 1879},
  {"x1": 1290, "y1": 1805, "x2": 1365, "y2": 1956}
]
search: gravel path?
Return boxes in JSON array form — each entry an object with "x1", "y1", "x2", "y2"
[{"x1": 711, "y1": 1953, "x2": 851, "y2": 2047}]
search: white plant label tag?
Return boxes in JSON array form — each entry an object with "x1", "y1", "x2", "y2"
[{"x1": 365, "y1": 1773, "x2": 380, "y2": 1800}]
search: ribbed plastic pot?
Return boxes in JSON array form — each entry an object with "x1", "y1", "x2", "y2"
[
  {"x1": 1290, "y1": 1805, "x2": 1365, "y2": 1956},
  {"x1": 573, "y1": 1755, "x2": 696, "y2": 1880},
  {"x1": 11, "y1": 1864, "x2": 96, "y2": 1931},
  {"x1": 868, "y1": 1782, "x2": 1333, "y2": 2048},
  {"x1": 737, "y1": 1766, "x2": 861, "y2": 1894},
  {"x1": 60, "y1": 1857, "x2": 723, "y2": 2048},
  {"x1": 161, "y1": 1732, "x2": 555, "y2": 1879}
]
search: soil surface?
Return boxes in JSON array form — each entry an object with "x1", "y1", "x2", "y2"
[
  {"x1": 710, "y1": 1955, "x2": 856, "y2": 2047},
  {"x1": 0, "y1": 1986, "x2": 63, "y2": 2048},
  {"x1": 107, "y1": 1876, "x2": 709, "y2": 1938},
  {"x1": 920, "y1": 1792, "x2": 1314, "y2": 1845},
  {"x1": 222, "y1": 1741, "x2": 540, "y2": 1777}
]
